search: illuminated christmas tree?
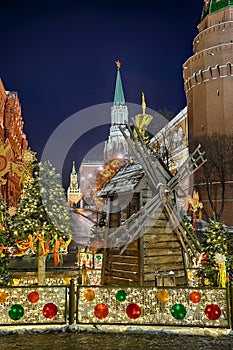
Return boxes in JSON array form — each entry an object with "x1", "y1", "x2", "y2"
[
  {"x1": 12, "y1": 161, "x2": 72, "y2": 284},
  {"x1": 0, "y1": 200, "x2": 13, "y2": 286},
  {"x1": 197, "y1": 219, "x2": 232, "y2": 287}
]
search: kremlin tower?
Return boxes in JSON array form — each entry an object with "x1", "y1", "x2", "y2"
[
  {"x1": 67, "y1": 161, "x2": 82, "y2": 207},
  {"x1": 183, "y1": 0, "x2": 233, "y2": 224},
  {"x1": 104, "y1": 61, "x2": 129, "y2": 160},
  {"x1": 183, "y1": 0, "x2": 233, "y2": 137}
]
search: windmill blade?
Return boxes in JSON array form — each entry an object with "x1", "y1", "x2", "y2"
[
  {"x1": 168, "y1": 144, "x2": 206, "y2": 191},
  {"x1": 131, "y1": 120, "x2": 160, "y2": 181},
  {"x1": 119, "y1": 124, "x2": 162, "y2": 191},
  {"x1": 107, "y1": 193, "x2": 161, "y2": 250}
]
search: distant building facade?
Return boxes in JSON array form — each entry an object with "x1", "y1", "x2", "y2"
[
  {"x1": 79, "y1": 160, "x2": 103, "y2": 207},
  {"x1": 0, "y1": 79, "x2": 28, "y2": 206}
]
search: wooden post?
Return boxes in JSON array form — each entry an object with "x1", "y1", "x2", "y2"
[
  {"x1": 37, "y1": 243, "x2": 46, "y2": 285},
  {"x1": 69, "y1": 279, "x2": 75, "y2": 325},
  {"x1": 229, "y1": 280, "x2": 233, "y2": 329}
]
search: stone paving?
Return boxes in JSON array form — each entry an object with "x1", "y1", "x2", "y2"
[{"x1": 0, "y1": 326, "x2": 233, "y2": 350}]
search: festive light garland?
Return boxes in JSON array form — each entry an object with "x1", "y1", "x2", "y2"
[
  {"x1": 78, "y1": 286, "x2": 229, "y2": 326},
  {"x1": 0, "y1": 286, "x2": 67, "y2": 324}
]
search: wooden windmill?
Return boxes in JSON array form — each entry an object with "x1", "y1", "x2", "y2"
[{"x1": 100, "y1": 121, "x2": 206, "y2": 287}]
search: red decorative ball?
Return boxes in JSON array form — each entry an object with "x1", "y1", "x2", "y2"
[
  {"x1": 189, "y1": 291, "x2": 201, "y2": 304},
  {"x1": 43, "y1": 303, "x2": 58, "y2": 319},
  {"x1": 205, "y1": 304, "x2": 221, "y2": 320},
  {"x1": 94, "y1": 303, "x2": 109, "y2": 319},
  {"x1": 27, "y1": 291, "x2": 39, "y2": 303},
  {"x1": 126, "y1": 303, "x2": 141, "y2": 319}
]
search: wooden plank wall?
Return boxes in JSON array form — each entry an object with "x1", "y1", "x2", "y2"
[
  {"x1": 102, "y1": 240, "x2": 141, "y2": 286},
  {"x1": 143, "y1": 210, "x2": 187, "y2": 286},
  {"x1": 102, "y1": 188, "x2": 187, "y2": 287}
]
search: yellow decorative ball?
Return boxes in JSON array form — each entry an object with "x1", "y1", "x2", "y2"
[
  {"x1": 157, "y1": 289, "x2": 170, "y2": 303},
  {"x1": 0, "y1": 291, "x2": 8, "y2": 304},
  {"x1": 84, "y1": 289, "x2": 95, "y2": 301}
]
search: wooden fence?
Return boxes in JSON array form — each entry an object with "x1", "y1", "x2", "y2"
[{"x1": 0, "y1": 282, "x2": 233, "y2": 329}]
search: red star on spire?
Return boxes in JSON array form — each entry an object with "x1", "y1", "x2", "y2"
[{"x1": 115, "y1": 60, "x2": 121, "y2": 69}]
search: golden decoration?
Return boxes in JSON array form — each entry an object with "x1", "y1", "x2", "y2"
[
  {"x1": 0, "y1": 291, "x2": 8, "y2": 303},
  {"x1": 157, "y1": 289, "x2": 170, "y2": 303}
]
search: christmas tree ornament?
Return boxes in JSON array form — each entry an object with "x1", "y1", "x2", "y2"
[
  {"x1": 157, "y1": 290, "x2": 170, "y2": 303},
  {"x1": 43, "y1": 303, "x2": 58, "y2": 318},
  {"x1": 0, "y1": 291, "x2": 8, "y2": 303},
  {"x1": 115, "y1": 289, "x2": 127, "y2": 302},
  {"x1": 9, "y1": 304, "x2": 24, "y2": 320},
  {"x1": 126, "y1": 303, "x2": 141, "y2": 319},
  {"x1": 94, "y1": 303, "x2": 109, "y2": 319},
  {"x1": 170, "y1": 304, "x2": 187, "y2": 320},
  {"x1": 189, "y1": 291, "x2": 201, "y2": 303},
  {"x1": 205, "y1": 304, "x2": 221, "y2": 320},
  {"x1": 84, "y1": 289, "x2": 95, "y2": 301},
  {"x1": 27, "y1": 291, "x2": 40, "y2": 303}
]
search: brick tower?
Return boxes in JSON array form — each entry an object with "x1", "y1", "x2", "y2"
[{"x1": 183, "y1": 1, "x2": 233, "y2": 224}]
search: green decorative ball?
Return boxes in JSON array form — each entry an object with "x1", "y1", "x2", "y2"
[
  {"x1": 115, "y1": 289, "x2": 127, "y2": 302},
  {"x1": 170, "y1": 304, "x2": 186, "y2": 320},
  {"x1": 9, "y1": 304, "x2": 24, "y2": 320}
]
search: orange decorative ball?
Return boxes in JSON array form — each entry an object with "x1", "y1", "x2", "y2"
[
  {"x1": 0, "y1": 291, "x2": 8, "y2": 304},
  {"x1": 94, "y1": 303, "x2": 109, "y2": 319},
  {"x1": 27, "y1": 291, "x2": 40, "y2": 303},
  {"x1": 189, "y1": 291, "x2": 201, "y2": 304},
  {"x1": 84, "y1": 289, "x2": 96, "y2": 301},
  {"x1": 157, "y1": 290, "x2": 170, "y2": 303}
]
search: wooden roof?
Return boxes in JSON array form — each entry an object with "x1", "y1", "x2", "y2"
[{"x1": 98, "y1": 162, "x2": 144, "y2": 197}]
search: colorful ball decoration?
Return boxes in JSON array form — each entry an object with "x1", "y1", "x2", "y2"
[
  {"x1": 43, "y1": 303, "x2": 58, "y2": 319},
  {"x1": 115, "y1": 289, "x2": 127, "y2": 302},
  {"x1": 189, "y1": 291, "x2": 201, "y2": 304},
  {"x1": 27, "y1": 291, "x2": 39, "y2": 303},
  {"x1": 0, "y1": 291, "x2": 8, "y2": 304},
  {"x1": 84, "y1": 289, "x2": 96, "y2": 301},
  {"x1": 94, "y1": 303, "x2": 109, "y2": 319},
  {"x1": 157, "y1": 290, "x2": 169, "y2": 303},
  {"x1": 205, "y1": 304, "x2": 221, "y2": 321},
  {"x1": 170, "y1": 304, "x2": 187, "y2": 320},
  {"x1": 9, "y1": 304, "x2": 24, "y2": 321},
  {"x1": 126, "y1": 303, "x2": 141, "y2": 319}
]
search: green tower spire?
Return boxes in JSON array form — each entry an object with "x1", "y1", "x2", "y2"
[
  {"x1": 113, "y1": 60, "x2": 125, "y2": 105},
  {"x1": 72, "y1": 161, "x2": 76, "y2": 175},
  {"x1": 202, "y1": 0, "x2": 233, "y2": 20}
]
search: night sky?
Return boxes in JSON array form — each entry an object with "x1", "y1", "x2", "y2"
[{"x1": 0, "y1": 0, "x2": 204, "y2": 187}]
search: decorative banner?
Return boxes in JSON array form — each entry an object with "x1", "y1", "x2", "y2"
[
  {"x1": 93, "y1": 253, "x2": 103, "y2": 269},
  {"x1": 79, "y1": 252, "x2": 93, "y2": 269},
  {"x1": 0, "y1": 138, "x2": 32, "y2": 184},
  {"x1": 96, "y1": 158, "x2": 127, "y2": 193},
  {"x1": 0, "y1": 139, "x2": 12, "y2": 184}
]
